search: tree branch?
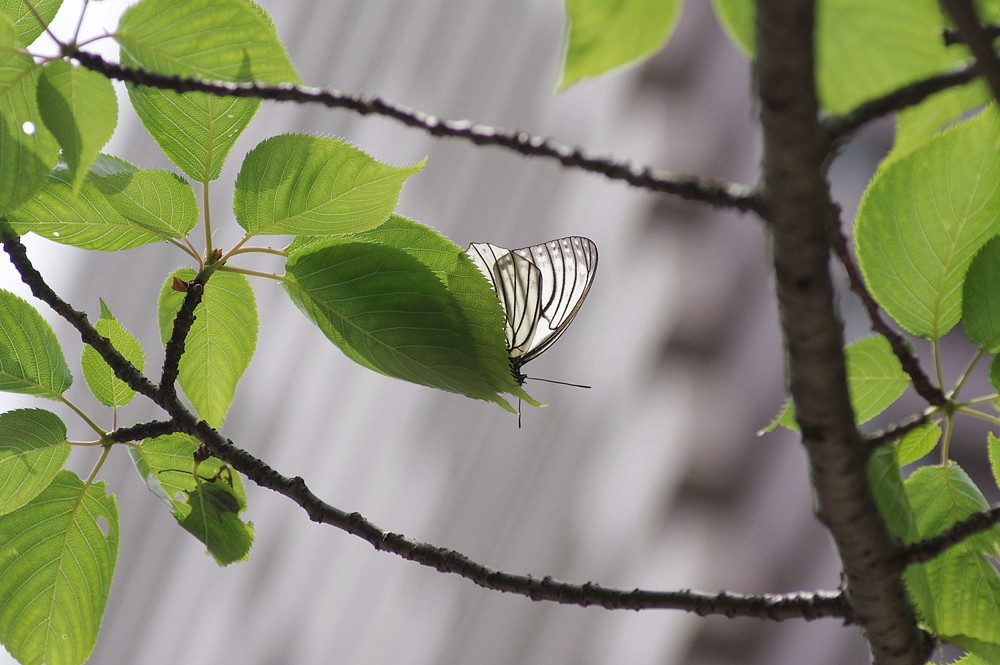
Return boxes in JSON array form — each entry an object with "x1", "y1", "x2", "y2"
[
  {"x1": 940, "y1": 0, "x2": 1000, "y2": 103},
  {"x1": 828, "y1": 211, "x2": 947, "y2": 407},
  {"x1": 159, "y1": 279, "x2": 204, "y2": 399},
  {"x1": 865, "y1": 414, "x2": 932, "y2": 450},
  {"x1": 899, "y1": 505, "x2": 1000, "y2": 565},
  {"x1": 822, "y1": 63, "x2": 977, "y2": 144},
  {"x1": 69, "y1": 49, "x2": 758, "y2": 212},
  {"x1": 2, "y1": 230, "x2": 848, "y2": 621},
  {"x1": 755, "y1": 0, "x2": 930, "y2": 663}
]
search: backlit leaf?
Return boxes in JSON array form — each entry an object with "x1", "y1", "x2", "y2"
[
  {"x1": 157, "y1": 270, "x2": 258, "y2": 427},
  {"x1": 81, "y1": 300, "x2": 145, "y2": 407},
  {"x1": 0, "y1": 471, "x2": 118, "y2": 665},
  {"x1": 857, "y1": 109, "x2": 1000, "y2": 339},
  {"x1": 235, "y1": 134, "x2": 424, "y2": 237},
  {"x1": 0, "y1": 409, "x2": 68, "y2": 515},
  {"x1": 0, "y1": 290, "x2": 71, "y2": 397}
]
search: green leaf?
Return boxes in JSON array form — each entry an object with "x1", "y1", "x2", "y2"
[
  {"x1": 7, "y1": 163, "x2": 184, "y2": 250},
  {"x1": 0, "y1": 471, "x2": 118, "y2": 665},
  {"x1": 81, "y1": 300, "x2": 145, "y2": 407},
  {"x1": 867, "y1": 445, "x2": 935, "y2": 624},
  {"x1": 283, "y1": 240, "x2": 518, "y2": 409},
  {"x1": 117, "y1": 0, "x2": 300, "y2": 182},
  {"x1": 904, "y1": 463, "x2": 1000, "y2": 636},
  {"x1": 762, "y1": 336, "x2": 909, "y2": 432},
  {"x1": 888, "y1": 80, "x2": 989, "y2": 165},
  {"x1": 288, "y1": 216, "x2": 533, "y2": 407},
  {"x1": 710, "y1": 0, "x2": 960, "y2": 113},
  {"x1": 36, "y1": 60, "x2": 118, "y2": 194},
  {"x1": 0, "y1": 16, "x2": 59, "y2": 215},
  {"x1": 179, "y1": 479, "x2": 253, "y2": 566},
  {"x1": 896, "y1": 422, "x2": 940, "y2": 466},
  {"x1": 0, "y1": 409, "x2": 69, "y2": 515},
  {"x1": 89, "y1": 167, "x2": 199, "y2": 239},
  {"x1": 990, "y1": 354, "x2": 1000, "y2": 395},
  {"x1": 117, "y1": 0, "x2": 299, "y2": 83},
  {"x1": 0, "y1": 289, "x2": 72, "y2": 397},
  {"x1": 923, "y1": 549, "x2": 1000, "y2": 646},
  {"x1": 988, "y1": 432, "x2": 1000, "y2": 494},
  {"x1": 0, "y1": 0, "x2": 60, "y2": 47},
  {"x1": 559, "y1": 0, "x2": 682, "y2": 89},
  {"x1": 235, "y1": 134, "x2": 425, "y2": 237},
  {"x1": 906, "y1": 462, "x2": 1000, "y2": 556},
  {"x1": 964, "y1": 234, "x2": 1000, "y2": 350},
  {"x1": 711, "y1": 0, "x2": 753, "y2": 57},
  {"x1": 122, "y1": 81, "x2": 259, "y2": 183},
  {"x1": 856, "y1": 109, "x2": 1000, "y2": 339},
  {"x1": 158, "y1": 269, "x2": 258, "y2": 427},
  {"x1": 129, "y1": 433, "x2": 252, "y2": 565}
]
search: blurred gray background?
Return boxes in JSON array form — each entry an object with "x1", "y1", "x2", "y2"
[{"x1": 0, "y1": 1, "x2": 889, "y2": 663}]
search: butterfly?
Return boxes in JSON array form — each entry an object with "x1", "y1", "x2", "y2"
[{"x1": 466, "y1": 236, "x2": 598, "y2": 386}]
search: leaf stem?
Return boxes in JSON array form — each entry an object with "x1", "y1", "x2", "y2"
[
  {"x1": 168, "y1": 237, "x2": 202, "y2": 264},
  {"x1": 217, "y1": 264, "x2": 287, "y2": 283},
  {"x1": 58, "y1": 394, "x2": 106, "y2": 437},
  {"x1": 203, "y1": 182, "x2": 213, "y2": 257},
  {"x1": 940, "y1": 411, "x2": 955, "y2": 463},
  {"x1": 219, "y1": 233, "x2": 254, "y2": 263},
  {"x1": 932, "y1": 338, "x2": 945, "y2": 391},
  {"x1": 954, "y1": 405, "x2": 1000, "y2": 427},
  {"x1": 83, "y1": 442, "x2": 112, "y2": 486},
  {"x1": 952, "y1": 347, "x2": 988, "y2": 399},
  {"x1": 227, "y1": 245, "x2": 288, "y2": 258}
]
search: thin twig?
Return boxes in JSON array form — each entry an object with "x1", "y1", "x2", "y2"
[
  {"x1": 943, "y1": 24, "x2": 1000, "y2": 46},
  {"x1": 160, "y1": 280, "x2": 204, "y2": 398},
  {"x1": 865, "y1": 414, "x2": 931, "y2": 450},
  {"x1": 822, "y1": 63, "x2": 978, "y2": 144},
  {"x1": 899, "y1": 505, "x2": 1000, "y2": 565},
  {"x1": 828, "y1": 209, "x2": 947, "y2": 407},
  {"x1": 69, "y1": 49, "x2": 760, "y2": 213}
]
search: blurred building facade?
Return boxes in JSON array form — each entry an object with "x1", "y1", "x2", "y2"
[{"x1": 0, "y1": 1, "x2": 884, "y2": 664}]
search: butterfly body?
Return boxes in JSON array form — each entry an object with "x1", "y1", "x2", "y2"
[{"x1": 467, "y1": 236, "x2": 598, "y2": 385}]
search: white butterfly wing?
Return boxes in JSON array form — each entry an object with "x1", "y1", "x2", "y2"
[
  {"x1": 467, "y1": 236, "x2": 597, "y2": 367},
  {"x1": 466, "y1": 242, "x2": 543, "y2": 357},
  {"x1": 511, "y1": 236, "x2": 598, "y2": 363}
]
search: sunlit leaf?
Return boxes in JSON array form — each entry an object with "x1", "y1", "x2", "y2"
[
  {"x1": 81, "y1": 300, "x2": 145, "y2": 407},
  {"x1": 36, "y1": 60, "x2": 118, "y2": 194},
  {"x1": 0, "y1": 471, "x2": 118, "y2": 665},
  {"x1": 559, "y1": 0, "x2": 682, "y2": 88},
  {"x1": 0, "y1": 409, "x2": 68, "y2": 515},
  {"x1": 857, "y1": 109, "x2": 1000, "y2": 339},
  {"x1": 0, "y1": 290, "x2": 71, "y2": 397},
  {"x1": 235, "y1": 134, "x2": 424, "y2": 237},
  {"x1": 0, "y1": 15, "x2": 59, "y2": 215},
  {"x1": 117, "y1": 0, "x2": 299, "y2": 181},
  {"x1": 157, "y1": 269, "x2": 258, "y2": 427}
]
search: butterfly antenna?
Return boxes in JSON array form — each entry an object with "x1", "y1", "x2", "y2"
[{"x1": 525, "y1": 376, "x2": 592, "y2": 389}]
